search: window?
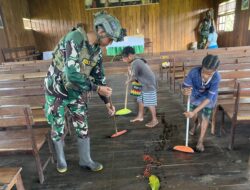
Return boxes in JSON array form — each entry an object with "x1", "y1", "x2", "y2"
[
  {"x1": 23, "y1": 18, "x2": 32, "y2": 30},
  {"x1": 217, "y1": 0, "x2": 236, "y2": 32}
]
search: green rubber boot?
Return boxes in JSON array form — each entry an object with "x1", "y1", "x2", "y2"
[
  {"x1": 53, "y1": 140, "x2": 67, "y2": 173},
  {"x1": 77, "y1": 137, "x2": 103, "y2": 172}
]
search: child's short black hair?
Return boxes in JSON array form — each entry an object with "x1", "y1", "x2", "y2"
[
  {"x1": 121, "y1": 46, "x2": 135, "y2": 57},
  {"x1": 209, "y1": 25, "x2": 215, "y2": 33},
  {"x1": 202, "y1": 54, "x2": 220, "y2": 70}
]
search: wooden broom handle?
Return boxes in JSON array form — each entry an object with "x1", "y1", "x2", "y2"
[
  {"x1": 124, "y1": 83, "x2": 129, "y2": 109},
  {"x1": 109, "y1": 97, "x2": 113, "y2": 109}
]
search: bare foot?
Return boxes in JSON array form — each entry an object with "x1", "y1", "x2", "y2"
[
  {"x1": 196, "y1": 142, "x2": 205, "y2": 152},
  {"x1": 130, "y1": 117, "x2": 144, "y2": 123},
  {"x1": 145, "y1": 120, "x2": 159, "y2": 128}
]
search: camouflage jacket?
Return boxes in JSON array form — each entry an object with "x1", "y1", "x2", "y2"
[{"x1": 44, "y1": 26, "x2": 108, "y2": 102}]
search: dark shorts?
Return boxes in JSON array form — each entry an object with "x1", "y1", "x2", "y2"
[{"x1": 190, "y1": 104, "x2": 213, "y2": 120}]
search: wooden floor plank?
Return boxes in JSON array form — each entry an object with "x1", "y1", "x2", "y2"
[{"x1": 0, "y1": 75, "x2": 249, "y2": 189}]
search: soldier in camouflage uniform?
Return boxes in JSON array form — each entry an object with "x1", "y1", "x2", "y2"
[
  {"x1": 44, "y1": 11, "x2": 126, "y2": 173},
  {"x1": 198, "y1": 9, "x2": 214, "y2": 49}
]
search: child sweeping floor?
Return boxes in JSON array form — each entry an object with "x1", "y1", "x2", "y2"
[
  {"x1": 182, "y1": 54, "x2": 221, "y2": 152},
  {"x1": 121, "y1": 46, "x2": 158, "y2": 128}
]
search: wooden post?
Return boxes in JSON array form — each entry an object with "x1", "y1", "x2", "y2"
[{"x1": 15, "y1": 173, "x2": 25, "y2": 190}]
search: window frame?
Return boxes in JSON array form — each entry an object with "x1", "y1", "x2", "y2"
[{"x1": 217, "y1": 0, "x2": 236, "y2": 32}]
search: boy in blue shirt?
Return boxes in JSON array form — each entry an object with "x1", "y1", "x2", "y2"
[{"x1": 182, "y1": 55, "x2": 221, "y2": 152}]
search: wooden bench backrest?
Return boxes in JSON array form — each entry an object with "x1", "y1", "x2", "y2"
[
  {"x1": 0, "y1": 86, "x2": 44, "y2": 97},
  {"x1": 1, "y1": 59, "x2": 51, "y2": 66},
  {"x1": 0, "y1": 78, "x2": 44, "y2": 89},
  {"x1": 161, "y1": 46, "x2": 250, "y2": 56},
  {"x1": 2, "y1": 46, "x2": 36, "y2": 62},
  {"x1": 0, "y1": 95, "x2": 45, "y2": 108},
  {"x1": 0, "y1": 167, "x2": 24, "y2": 190},
  {"x1": 220, "y1": 70, "x2": 250, "y2": 80},
  {"x1": 0, "y1": 64, "x2": 49, "y2": 74},
  {"x1": 0, "y1": 105, "x2": 33, "y2": 128},
  {"x1": 0, "y1": 72, "x2": 47, "y2": 82},
  {"x1": 0, "y1": 85, "x2": 45, "y2": 108},
  {"x1": 238, "y1": 81, "x2": 250, "y2": 102}
]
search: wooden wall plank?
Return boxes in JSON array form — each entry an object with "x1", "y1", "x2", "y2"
[
  {"x1": 2, "y1": 0, "x2": 250, "y2": 56},
  {"x1": 0, "y1": 29, "x2": 8, "y2": 62},
  {"x1": 0, "y1": 0, "x2": 36, "y2": 63},
  {"x1": 26, "y1": 0, "x2": 214, "y2": 53},
  {"x1": 0, "y1": 0, "x2": 35, "y2": 48}
]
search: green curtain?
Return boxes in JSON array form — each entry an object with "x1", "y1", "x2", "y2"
[{"x1": 106, "y1": 45, "x2": 144, "y2": 56}]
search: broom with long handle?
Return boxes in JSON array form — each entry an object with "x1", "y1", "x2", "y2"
[
  {"x1": 109, "y1": 97, "x2": 128, "y2": 138},
  {"x1": 173, "y1": 95, "x2": 194, "y2": 153}
]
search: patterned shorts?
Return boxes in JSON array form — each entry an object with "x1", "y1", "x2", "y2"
[
  {"x1": 137, "y1": 91, "x2": 157, "y2": 107},
  {"x1": 190, "y1": 104, "x2": 213, "y2": 120}
]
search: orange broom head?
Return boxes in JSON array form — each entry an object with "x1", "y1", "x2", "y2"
[
  {"x1": 173, "y1": 145, "x2": 195, "y2": 153},
  {"x1": 111, "y1": 130, "x2": 128, "y2": 138}
]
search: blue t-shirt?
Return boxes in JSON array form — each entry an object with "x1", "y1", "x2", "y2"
[
  {"x1": 208, "y1": 32, "x2": 218, "y2": 48},
  {"x1": 183, "y1": 67, "x2": 221, "y2": 108}
]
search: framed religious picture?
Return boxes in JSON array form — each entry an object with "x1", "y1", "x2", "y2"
[
  {"x1": 241, "y1": 0, "x2": 249, "y2": 10},
  {"x1": 85, "y1": 0, "x2": 159, "y2": 10},
  {"x1": 0, "y1": 7, "x2": 4, "y2": 29}
]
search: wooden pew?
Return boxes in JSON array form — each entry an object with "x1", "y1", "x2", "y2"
[
  {"x1": 159, "y1": 45, "x2": 250, "y2": 85},
  {"x1": 0, "y1": 105, "x2": 54, "y2": 184},
  {"x1": 167, "y1": 56, "x2": 250, "y2": 93},
  {"x1": 210, "y1": 70, "x2": 250, "y2": 135},
  {"x1": 1, "y1": 54, "x2": 164, "y2": 75},
  {"x1": 0, "y1": 73, "x2": 71, "y2": 135},
  {"x1": 160, "y1": 46, "x2": 250, "y2": 60},
  {"x1": 168, "y1": 61, "x2": 184, "y2": 92},
  {"x1": 176, "y1": 63, "x2": 250, "y2": 135},
  {"x1": 0, "y1": 167, "x2": 25, "y2": 190},
  {"x1": 158, "y1": 56, "x2": 172, "y2": 80},
  {"x1": 1, "y1": 59, "x2": 51, "y2": 66},
  {"x1": 1, "y1": 46, "x2": 41, "y2": 62},
  {"x1": 219, "y1": 81, "x2": 250, "y2": 150}
]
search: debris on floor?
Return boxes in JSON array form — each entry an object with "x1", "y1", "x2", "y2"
[{"x1": 149, "y1": 174, "x2": 160, "y2": 190}]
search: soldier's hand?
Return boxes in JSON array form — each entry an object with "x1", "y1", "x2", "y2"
[
  {"x1": 182, "y1": 87, "x2": 192, "y2": 96},
  {"x1": 98, "y1": 86, "x2": 112, "y2": 97},
  {"x1": 106, "y1": 103, "x2": 115, "y2": 116}
]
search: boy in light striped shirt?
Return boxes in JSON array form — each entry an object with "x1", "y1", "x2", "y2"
[
  {"x1": 182, "y1": 55, "x2": 221, "y2": 152},
  {"x1": 122, "y1": 46, "x2": 158, "y2": 128}
]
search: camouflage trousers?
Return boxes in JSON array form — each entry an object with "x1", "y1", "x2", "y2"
[
  {"x1": 45, "y1": 94, "x2": 89, "y2": 141},
  {"x1": 198, "y1": 35, "x2": 208, "y2": 49}
]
